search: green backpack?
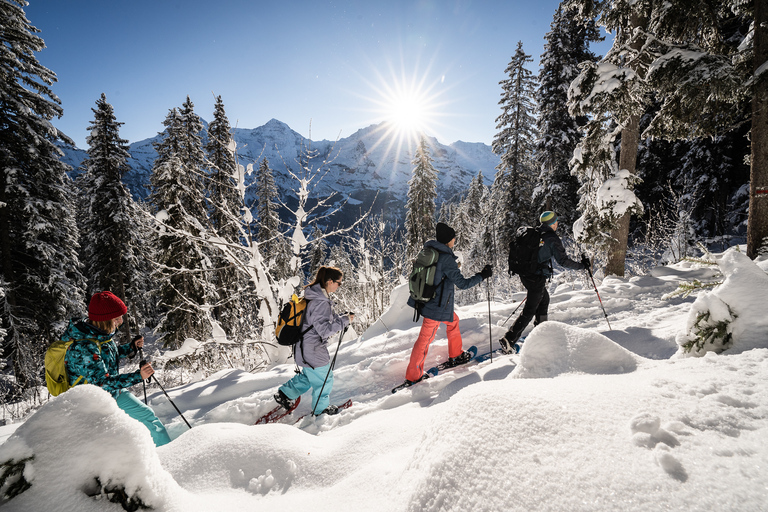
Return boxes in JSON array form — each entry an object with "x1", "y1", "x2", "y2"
[
  {"x1": 44, "y1": 338, "x2": 102, "y2": 396},
  {"x1": 408, "y1": 247, "x2": 445, "y2": 321}
]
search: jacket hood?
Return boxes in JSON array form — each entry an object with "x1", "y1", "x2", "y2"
[
  {"x1": 303, "y1": 283, "x2": 329, "y2": 302},
  {"x1": 425, "y1": 239, "x2": 456, "y2": 256},
  {"x1": 61, "y1": 318, "x2": 115, "y2": 342}
]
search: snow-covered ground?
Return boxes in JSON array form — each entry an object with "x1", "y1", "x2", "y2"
[{"x1": 2, "y1": 249, "x2": 767, "y2": 511}]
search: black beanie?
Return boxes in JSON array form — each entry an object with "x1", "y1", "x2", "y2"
[{"x1": 436, "y1": 222, "x2": 456, "y2": 244}]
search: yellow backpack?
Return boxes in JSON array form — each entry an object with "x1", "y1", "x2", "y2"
[
  {"x1": 275, "y1": 294, "x2": 312, "y2": 346},
  {"x1": 44, "y1": 339, "x2": 101, "y2": 396}
]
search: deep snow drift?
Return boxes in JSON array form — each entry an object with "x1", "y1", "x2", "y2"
[{"x1": 1, "y1": 249, "x2": 767, "y2": 511}]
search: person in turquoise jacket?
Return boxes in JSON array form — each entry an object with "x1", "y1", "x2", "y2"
[{"x1": 63, "y1": 291, "x2": 171, "y2": 447}]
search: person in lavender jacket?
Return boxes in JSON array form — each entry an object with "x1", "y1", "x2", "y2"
[{"x1": 274, "y1": 266, "x2": 354, "y2": 416}]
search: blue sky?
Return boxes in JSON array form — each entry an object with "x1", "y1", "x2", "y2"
[{"x1": 26, "y1": 0, "x2": 609, "y2": 149}]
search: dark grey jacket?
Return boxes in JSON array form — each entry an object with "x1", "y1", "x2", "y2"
[
  {"x1": 537, "y1": 224, "x2": 586, "y2": 277},
  {"x1": 406, "y1": 240, "x2": 483, "y2": 322}
]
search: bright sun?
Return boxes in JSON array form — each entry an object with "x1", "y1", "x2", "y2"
[{"x1": 387, "y1": 92, "x2": 428, "y2": 134}]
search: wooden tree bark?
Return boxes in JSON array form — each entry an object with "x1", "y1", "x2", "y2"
[
  {"x1": 748, "y1": 0, "x2": 768, "y2": 259},
  {"x1": 606, "y1": 114, "x2": 640, "y2": 276}
]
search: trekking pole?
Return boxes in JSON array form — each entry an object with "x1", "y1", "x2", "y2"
[
  {"x1": 501, "y1": 297, "x2": 526, "y2": 327},
  {"x1": 486, "y1": 280, "x2": 493, "y2": 363},
  {"x1": 139, "y1": 352, "x2": 192, "y2": 429},
  {"x1": 133, "y1": 336, "x2": 147, "y2": 405},
  {"x1": 585, "y1": 262, "x2": 612, "y2": 331},
  {"x1": 312, "y1": 325, "x2": 348, "y2": 416}
]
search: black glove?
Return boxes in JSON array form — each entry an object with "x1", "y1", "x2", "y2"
[
  {"x1": 479, "y1": 264, "x2": 493, "y2": 280},
  {"x1": 580, "y1": 254, "x2": 591, "y2": 271}
]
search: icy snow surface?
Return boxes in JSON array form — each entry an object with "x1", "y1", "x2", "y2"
[{"x1": 1, "y1": 250, "x2": 767, "y2": 511}]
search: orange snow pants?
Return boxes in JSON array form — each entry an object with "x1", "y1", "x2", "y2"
[{"x1": 405, "y1": 312, "x2": 464, "y2": 382}]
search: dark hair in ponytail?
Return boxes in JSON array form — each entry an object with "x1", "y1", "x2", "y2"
[{"x1": 306, "y1": 266, "x2": 343, "y2": 290}]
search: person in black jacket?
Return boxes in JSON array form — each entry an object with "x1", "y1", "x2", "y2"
[{"x1": 499, "y1": 211, "x2": 590, "y2": 353}]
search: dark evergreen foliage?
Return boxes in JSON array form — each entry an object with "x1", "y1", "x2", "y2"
[
  {"x1": 492, "y1": 41, "x2": 539, "y2": 257},
  {"x1": 534, "y1": 4, "x2": 600, "y2": 228},
  {"x1": 148, "y1": 106, "x2": 212, "y2": 348},
  {"x1": 0, "y1": 0, "x2": 86, "y2": 392},
  {"x1": 77, "y1": 93, "x2": 155, "y2": 339}
]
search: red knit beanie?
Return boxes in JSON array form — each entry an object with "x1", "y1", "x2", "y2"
[{"x1": 88, "y1": 291, "x2": 127, "y2": 322}]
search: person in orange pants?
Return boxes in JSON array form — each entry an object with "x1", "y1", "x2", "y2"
[{"x1": 405, "y1": 223, "x2": 493, "y2": 384}]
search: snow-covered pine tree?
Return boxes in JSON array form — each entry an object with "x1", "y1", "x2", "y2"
[
  {"x1": 566, "y1": 0, "x2": 647, "y2": 275},
  {"x1": 255, "y1": 157, "x2": 291, "y2": 280},
  {"x1": 204, "y1": 95, "x2": 252, "y2": 341},
  {"x1": 465, "y1": 171, "x2": 491, "y2": 267},
  {"x1": 405, "y1": 135, "x2": 438, "y2": 257},
  {"x1": 0, "y1": 0, "x2": 86, "y2": 392},
  {"x1": 149, "y1": 107, "x2": 212, "y2": 348},
  {"x1": 77, "y1": 93, "x2": 154, "y2": 340},
  {"x1": 534, "y1": 5, "x2": 600, "y2": 228},
  {"x1": 492, "y1": 41, "x2": 539, "y2": 257}
]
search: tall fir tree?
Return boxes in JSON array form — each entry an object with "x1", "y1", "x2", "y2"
[
  {"x1": 204, "y1": 95, "x2": 250, "y2": 340},
  {"x1": 567, "y1": 0, "x2": 648, "y2": 275},
  {"x1": 534, "y1": 4, "x2": 600, "y2": 228},
  {"x1": 492, "y1": 41, "x2": 539, "y2": 257},
  {"x1": 405, "y1": 135, "x2": 438, "y2": 257},
  {"x1": 149, "y1": 107, "x2": 212, "y2": 348},
  {"x1": 77, "y1": 93, "x2": 154, "y2": 339},
  {"x1": 255, "y1": 157, "x2": 291, "y2": 280},
  {"x1": 0, "y1": 0, "x2": 86, "y2": 391}
]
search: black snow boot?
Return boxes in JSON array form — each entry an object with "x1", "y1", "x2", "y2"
[
  {"x1": 499, "y1": 332, "x2": 520, "y2": 354},
  {"x1": 274, "y1": 390, "x2": 297, "y2": 410},
  {"x1": 315, "y1": 404, "x2": 340, "y2": 416},
  {"x1": 446, "y1": 350, "x2": 473, "y2": 368}
]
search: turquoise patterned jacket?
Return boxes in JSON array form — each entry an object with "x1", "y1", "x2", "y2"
[{"x1": 62, "y1": 319, "x2": 142, "y2": 398}]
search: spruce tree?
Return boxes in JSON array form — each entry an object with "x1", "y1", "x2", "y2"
[
  {"x1": 149, "y1": 108, "x2": 211, "y2": 348},
  {"x1": 535, "y1": 5, "x2": 600, "y2": 228},
  {"x1": 0, "y1": 0, "x2": 85, "y2": 392},
  {"x1": 567, "y1": 1, "x2": 647, "y2": 275},
  {"x1": 492, "y1": 41, "x2": 539, "y2": 254},
  {"x1": 405, "y1": 135, "x2": 438, "y2": 256},
  {"x1": 255, "y1": 157, "x2": 291, "y2": 279},
  {"x1": 204, "y1": 95, "x2": 249, "y2": 339},
  {"x1": 77, "y1": 93, "x2": 154, "y2": 339}
]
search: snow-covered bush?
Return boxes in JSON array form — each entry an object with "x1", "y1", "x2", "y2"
[
  {"x1": 676, "y1": 249, "x2": 768, "y2": 356},
  {"x1": 0, "y1": 385, "x2": 180, "y2": 510}
]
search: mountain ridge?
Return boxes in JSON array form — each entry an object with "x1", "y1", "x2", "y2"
[{"x1": 58, "y1": 119, "x2": 500, "y2": 227}]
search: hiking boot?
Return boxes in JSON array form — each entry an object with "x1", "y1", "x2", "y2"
[
  {"x1": 407, "y1": 373, "x2": 430, "y2": 385},
  {"x1": 446, "y1": 350, "x2": 473, "y2": 368},
  {"x1": 274, "y1": 390, "x2": 296, "y2": 410},
  {"x1": 499, "y1": 333, "x2": 519, "y2": 354},
  {"x1": 321, "y1": 404, "x2": 340, "y2": 416}
]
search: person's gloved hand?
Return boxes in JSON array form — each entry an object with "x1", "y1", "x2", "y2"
[
  {"x1": 580, "y1": 254, "x2": 591, "y2": 271},
  {"x1": 480, "y1": 264, "x2": 493, "y2": 280}
]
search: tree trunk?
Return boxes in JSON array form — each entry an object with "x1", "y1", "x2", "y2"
[
  {"x1": 605, "y1": 114, "x2": 640, "y2": 276},
  {"x1": 748, "y1": 0, "x2": 768, "y2": 259}
]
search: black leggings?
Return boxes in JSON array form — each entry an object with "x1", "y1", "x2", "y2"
[{"x1": 507, "y1": 274, "x2": 549, "y2": 342}]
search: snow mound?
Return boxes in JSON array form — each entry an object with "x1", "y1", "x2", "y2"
[
  {"x1": 0, "y1": 385, "x2": 182, "y2": 511},
  {"x1": 515, "y1": 321, "x2": 641, "y2": 378},
  {"x1": 677, "y1": 249, "x2": 768, "y2": 356}
]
